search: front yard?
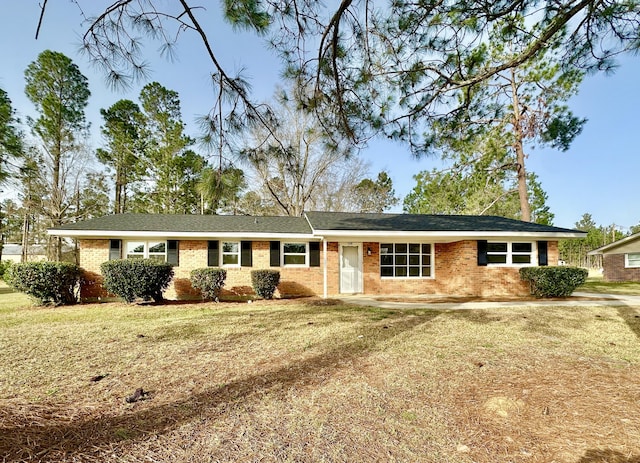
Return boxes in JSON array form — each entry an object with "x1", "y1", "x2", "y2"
[{"x1": 1, "y1": 288, "x2": 640, "y2": 462}]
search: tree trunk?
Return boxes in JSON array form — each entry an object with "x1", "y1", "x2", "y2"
[{"x1": 510, "y1": 68, "x2": 531, "y2": 222}]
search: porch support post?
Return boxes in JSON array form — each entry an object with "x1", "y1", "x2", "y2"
[{"x1": 323, "y1": 238, "x2": 328, "y2": 299}]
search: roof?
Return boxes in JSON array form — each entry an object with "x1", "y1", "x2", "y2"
[
  {"x1": 48, "y1": 211, "x2": 586, "y2": 240},
  {"x1": 49, "y1": 213, "x2": 313, "y2": 239},
  {"x1": 305, "y1": 211, "x2": 582, "y2": 234},
  {"x1": 588, "y1": 231, "x2": 640, "y2": 255}
]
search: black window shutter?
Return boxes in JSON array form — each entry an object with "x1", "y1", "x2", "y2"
[
  {"x1": 208, "y1": 240, "x2": 219, "y2": 267},
  {"x1": 538, "y1": 241, "x2": 548, "y2": 266},
  {"x1": 241, "y1": 241, "x2": 252, "y2": 267},
  {"x1": 167, "y1": 240, "x2": 179, "y2": 265},
  {"x1": 477, "y1": 240, "x2": 488, "y2": 266},
  {"x1": 309, "y1": 241, "x2": 320, "y2": 267},
  {"x1": 270, "y1": 241, "x2": 280, "y2": 267},
  {"x1": 109, "y1": 239, "x2": 121, "y2": 260}
]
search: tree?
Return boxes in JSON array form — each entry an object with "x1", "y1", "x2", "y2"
[
  {"x1": 24, "y1": 50, "x2": 91, "y2": 261},
  {"x1": 351, "y1": 171, "x2": 398, "y2": 213},
  {"x1": 58, "y1": 1, "x2": 640, "y2": 153},
  {"x1": 197, "y1": 165, "x2": 247, "y2": 214},
  {"x1": 97, "y1": 99, "x2": 145, "y2": 214},
  {"x1": 137, "y1": 82, "x2": 205, "y2": 214},
  {"x1": 559, "y1": 213, "x2": 627, "y2": 267},
  {"x1": 403, "y1": 165, "x2": 554, "y2": 224},
  {"x1": 427, "y1": 17, "x2": 585, "y2": 221},
  {"x1": 0, "y1": 88, "x2": 23, "y2": 184},
  {"x1": 240, "y1": 86, "x2": 353, "y2": 216}
]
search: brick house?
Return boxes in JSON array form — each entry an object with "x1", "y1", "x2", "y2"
[
  {"x1": 588, "y1": 232, "x2": 640, "y2": 282},
  {"x1": 48, "y1": 211, "x2": 585, "y2": 300}
]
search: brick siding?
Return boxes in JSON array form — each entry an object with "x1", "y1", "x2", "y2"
[
  {"x1": 603, "y1": 253, "x2": 640, "y2": 282},
  {"x1": 78, "y1": 238, "x2": 558, "y2": 300}
]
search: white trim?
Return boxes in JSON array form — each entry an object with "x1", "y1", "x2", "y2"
[
  {"x1": 220, "y1": 241, "x2": 241, "y2": 267},
  {"x1": 281, "y1": 241, "x2": 309, "y2": 267},
  {"x1": 379, "y1": 242, "x2": 434, "y2": 279},
  {"x1": 124, "y1": 240, "x2": 167, "y2": 261},
  {"x1": 313, "y1": 230, "x2": 585, "y2": 240},
  {"x1": 589, "y1": 232, "x2": 640, "y2": 255},
  {"x1": 625, "y1": 252, "x2": 640, "y2": 268},
  {"x1": 48, "y1": 229, "x2": 318, "y2": 240},
  {"x1": 486, "y1": 240, "x2": 538, "y2": 267},
  {"x1": 322, "y1": 238, "x2": 327, "y2": 299}
]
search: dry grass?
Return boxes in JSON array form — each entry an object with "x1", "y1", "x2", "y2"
[{"x1": 2, "y1": 296, "x2": 640, "y2": 462}]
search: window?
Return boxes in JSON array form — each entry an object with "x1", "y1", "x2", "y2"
[
  {"x1": 125, "y1": 241, "x2": 167, "y2": 262},
  {"x1": 626, "y1": 253, "x2": 640, "y2": 268},
  {"x1": 282, "y1": 242, "x2": 307, "y2": 266},
  {"x1": 221, "y1": 242, "x2": 240, "y2": 266},
  {"x1": 487, "y1": 242, "x2": 533, "y2": 265},
  {"x1": 380, "y1": 243, "x2": 432, "y2": 278}
]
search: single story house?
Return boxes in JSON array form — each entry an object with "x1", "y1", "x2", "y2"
[
  {"x1": 588, "y1": 232, "x2": 640, "y2": 282},
  {"x1": 48, "y1": 211, "x2": 586, "y2": 300}
]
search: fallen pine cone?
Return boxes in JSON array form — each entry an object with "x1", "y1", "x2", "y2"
[{"x1": 90, "y1": 374, "x2": 108, "y2": 382}]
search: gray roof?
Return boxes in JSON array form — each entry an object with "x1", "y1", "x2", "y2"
[
  {"x1": 305, "y1": 211, "x2": 582, "y2": 234},
  {"x1": 52, "y1": 213, "x2": 313, "y2": 234},
  {"x1": 49, "y1": 211, "x2": 585, "y2": 238}
]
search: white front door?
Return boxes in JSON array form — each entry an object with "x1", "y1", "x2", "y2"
[{"x1": 340, "y1": 244, "x2": 362, "y2": 293}]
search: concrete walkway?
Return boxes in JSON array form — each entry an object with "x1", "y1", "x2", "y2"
[{"x1": 337, "y1": 292, "x2": 640, "y2": 310}]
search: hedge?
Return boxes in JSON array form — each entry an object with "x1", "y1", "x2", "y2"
[
  {"x1": 100, "y1": 259, "x2": 174, "y2": 303},
  {"x1": 519, "y1": 266, "x2": 588, "y2": 298},
  {"x1": 190, "y1": 268, "x2": 227, "y2": 301},
  {"x1": 5, "y1": 261, "x2": 81, "y2": 305},
  {"x1": 251, "y1": 269, "x2": 280, "y2": 300},
  {"x1": 0, "y1": 260, "x2": 11, "y2": 281}
]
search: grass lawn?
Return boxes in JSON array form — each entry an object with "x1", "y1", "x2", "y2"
[
  {"x1": 1, "y1": 294, "x2": 640, "y2": 462},
  {"x1": 580, "y1": 276, "x2": 640, "y2": 296}
]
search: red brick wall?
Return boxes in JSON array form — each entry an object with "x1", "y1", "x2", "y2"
[
  {"x1": 603, "y1": 254, "x2": 640, "y2": 282},
  {"x1": 362, "y1": 241, "x2": 532, "y2": 297},
  {"x1": 78, "y1": 238, "x2": 558, "y2": 300}
]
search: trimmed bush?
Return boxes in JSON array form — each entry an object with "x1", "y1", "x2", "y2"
[
  {"x1": 0, "y1": 260, "x2": 12, "y2": 281},
  {"x1": 520, "y1": 266, "x2": 588, "y2": 298},
  {"x1": 251, "y1": 269, "x2": 280, "y2": 300},
  {"x1": 190, "y1": 268, "x2": 227, "y2": 301},
  {"x1": 100, "y1": 259, "x2": 174, "y2": 303},
  {"x1": 5, "y1": 261, "x2": 81, "y2": 305}
]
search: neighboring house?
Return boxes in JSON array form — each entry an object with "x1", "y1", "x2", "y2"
[
  {"x1": 47, "y1": 211, "x2": 585, "y2": 300},
  {"x1": 0, "y1": 244, "x2": 48, "y2": 263},
  {"x1": 588, "y1": 232, "x2": 640, "y2": 282}
]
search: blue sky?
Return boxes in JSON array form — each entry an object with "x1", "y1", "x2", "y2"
[{"x1": 1, "y1": 1, "x2": 638, "y2": 230}]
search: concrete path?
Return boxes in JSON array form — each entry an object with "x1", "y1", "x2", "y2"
[{"x1": 337, "y1": 292, "x2": 640, "y2": 310}]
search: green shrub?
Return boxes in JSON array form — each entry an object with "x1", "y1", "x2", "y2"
[
  {"x1": 100, "y1": 259, "x2": 174, "y2": 303},
  {"x1": 5, "y1": 261, "x2": 81, "y2": 305},
  {"x1": 520, "y1": 266, "x2": 588, "y2": 298},
  {"x1": 190, "y1": 268, "x2": 227, "y2": 301},
  {"x1": 251, "y1": 269, "x2": 280, "y2": 300},
  {"x1": 0, "y1": 260, "x2": 12, "y2": 281}
]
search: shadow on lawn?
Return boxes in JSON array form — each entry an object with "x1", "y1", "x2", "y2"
[
  {"x1": 0, "y1": 309, "x2": 439, "y2": 461},
  {"x1": 579, "y1": 449, "x2": 640, "y2": 463}
]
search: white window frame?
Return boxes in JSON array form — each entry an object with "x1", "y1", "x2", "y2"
[
  {"x1": 281, "y1": 242, "x2": 309, "y2": 267},
  {"x1": 487, "y1": 241, "x2": 536, "y2": 266},
  {"x1": 125, "y1": 241, "x2": 167, "y2": 262},
  {"x1": 221, "y1": 241, "x2": 241, "y2": 267},
  {"x1": 625, "y1": 252, "x2": 640, "y2": 268},
  {"x1": 380, "y1": 242, "x2": 433, "y2": 279}
]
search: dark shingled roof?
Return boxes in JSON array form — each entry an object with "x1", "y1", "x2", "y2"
[
  {"x1": 304, "y1": 211, "x2": 582, "y2": 234},
  {"x1": 52, "y1": 213, "x2": 313, "y2": 234}
]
